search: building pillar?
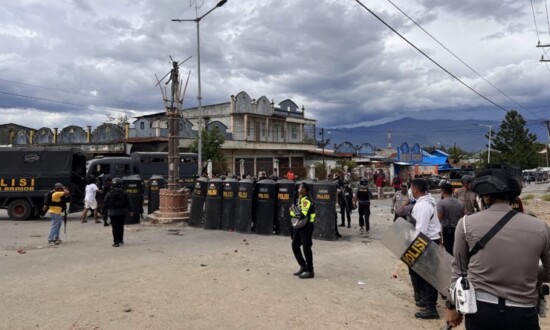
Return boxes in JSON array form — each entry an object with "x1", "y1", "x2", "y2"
[
  {"x1": 309, "y1": 164, "x2": 315, "y2": 180},
  {"x1": 53, "y1": 128, "x2": 58, "y2": 144},
  {"x1": 273, "y1": 158, "x2": 279, "y2": 179},
  {"x1": 124, "y1": 122, "x2": 130, "y2": 139},
  {"x1": 240, "y1": 159, "x2": 245, "y2": 177},
  {"x1": 29, "y1": 130, "x2": 35, "y2": 144},
  {"x1": 86, "y1": 126, "x2": 92, "y2": 143},
  {"x1": 207, "y1": 159, "x2": 213, "y2": 179},
  {"x1": 327, "y1": 164, "x2": 332, "y2": 179}
]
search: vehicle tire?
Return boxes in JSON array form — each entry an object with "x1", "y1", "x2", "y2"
[{"x1": 8, "y1": 199, "x2": 32, "y2": 220}]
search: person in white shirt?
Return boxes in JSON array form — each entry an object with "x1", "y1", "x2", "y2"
[
  {"x1": 82, "y1": 177, "x2": 102, "y2": 223},
  {"x1": 409, "y1": 178, "x2": 441, "y2": 320}
]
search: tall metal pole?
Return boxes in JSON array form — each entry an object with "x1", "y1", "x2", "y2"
[
  {"x1": 172, "y1": 0, "x2": 228, "y2": 176},
  {"x1": 196, "y1": 19, "x2": 203, "y2": 176},
  {"x1": 320, "y1": 128, "x2": 325, "y2": 166},
  {"x1": 487, "y1": 126, "x2": 492, "y2": 164}
]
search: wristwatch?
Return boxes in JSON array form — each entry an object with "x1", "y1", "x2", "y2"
[{"x1": 445, "y1": 300, "x2": 456, "y2": 309}]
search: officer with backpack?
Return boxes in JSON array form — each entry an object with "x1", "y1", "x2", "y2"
[
  {"x1": 43, "y1": 183, "x2": 70, "y2": 246},
  {"x1": 445, "y1": 169, "x2": 550, "y2": 329},
  {"x1": 102, "y1": 178, "x2": 133, "y2": 247}
]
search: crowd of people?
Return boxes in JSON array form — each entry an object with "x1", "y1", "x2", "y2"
[{"x1": 40, "y1": 166, "x2": 550, "y2": 329}]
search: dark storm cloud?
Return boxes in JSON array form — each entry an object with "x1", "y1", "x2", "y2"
[{"x1": 1, "y1": 0, "x2": 549, "y2": 129}]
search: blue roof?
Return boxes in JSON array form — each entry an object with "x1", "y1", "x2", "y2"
[
  {"x1": 419, "y1": 155, "x2": 456, "y2": 170},
  {"x1": 431, "y1": 149, "x2": 450, "y2": 157}
]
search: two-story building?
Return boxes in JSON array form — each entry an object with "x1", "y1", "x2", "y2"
[{"x1": 129, "y1": 91, "x2": 317, "y2": 177}]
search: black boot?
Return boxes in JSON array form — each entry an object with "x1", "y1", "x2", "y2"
[
  {"x1": 299, "y1": 270, "x2": 314, "y2": 279},
  {"x1": 293, "y1": 265, "x2": 306, "y2": 276},
  {"x1": 414, "y1": 307, "x2": 439, "y2": 319}
]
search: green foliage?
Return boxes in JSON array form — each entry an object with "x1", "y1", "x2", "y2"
[
  {"x1": 314, "y1": 162, "x2": 328, "y2": 180},
  {"x1": 543, "y1": 194, "x2": 550, "y2": 202},
  {"x1": 335, "y1": 159, "x2": 356, "y2": 170},
  {"x1": 523, "y1": 194, "x2": 535, "y2": 200},
  {"x1": 190, "y1": 127, "x2": 227, "y2": 173},
  {"x1": 490, "y1": 110, "x2": 538, "y2": 169}
]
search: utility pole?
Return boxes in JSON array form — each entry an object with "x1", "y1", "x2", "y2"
[
  {"x1": 320, "y1": 128, "x2": 325, "y2": 166},
  {"x1": 544, "y1": 120, "x2": 550, "y2": 167}
]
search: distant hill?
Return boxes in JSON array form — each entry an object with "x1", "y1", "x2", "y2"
[{"x1": 325, "y1": 117, "x2": 546, "y2": 152}]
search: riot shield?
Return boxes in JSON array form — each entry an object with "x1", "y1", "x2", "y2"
[
  {"x1": 276, "y1": 179, "x2": 296, "y2": 236},
  {"x1": 204, "y1": 178, "x2": 223, "y2": 230},
  {"x1": 234, "y1": 179, "x2": 254, "y2": 233},
  {"x1": 311, "y1": 180, "x2": 337, "y2": 241},
  {"x1": 253, "y1": 179, "x2": 276, "y2": 235},
  {"x1": 221, "y1": 178, "x2": 238, "y2": 231},
  {"x1": 189, "y1": 177, "x2": 208, "y2": 227},
  {"x1": 381, "y1": 218, "x2": 453, "y2": 295}
]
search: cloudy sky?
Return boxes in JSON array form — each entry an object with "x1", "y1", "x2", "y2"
[{"x1": 1, "y1": 0, "x2": 549, "y2": 133}]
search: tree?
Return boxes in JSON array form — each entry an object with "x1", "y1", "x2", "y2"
[
  {"x1": 105, "y1": 113, "x2": 130, "y2": 128},
  {"x1": 490, "y1": 110, "x2": 538, "y2": 169},
  {"x1": 190, "y1": 127, "x2": 227, "y2": 174}
]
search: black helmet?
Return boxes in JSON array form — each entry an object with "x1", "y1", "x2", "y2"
[
  {"x1": 461, "y1": 175, "x2": 474, "y2": 184},
  {"x1": 112, "y1": 177, "x2": 123, "y2": 189},
  {"x1": 343, "y1": 179, "x2": 349, "y2": 185},
  {"x1": 471, "y1": 169, "x2": 521, "y2": 198},
  {"x1": 359, "y1": 178, "x2": 368, "y2": 185}
]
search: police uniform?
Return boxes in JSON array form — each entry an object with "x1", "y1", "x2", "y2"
[
  {"x1": 447, "y1": 169, "x2": 550, "y2": 329},
  {"x1": 338, "y1": 183, "x2": 353, "y2": 228},
  {"x1": 102, "y1": 179, "x2": 132, "y2": 247},
  {"x1": 354, "y1": 180, "x2": 373, "y2": 232},
  {"x1": 290, "y1": 191, "x2": 316, "y2": 278}
]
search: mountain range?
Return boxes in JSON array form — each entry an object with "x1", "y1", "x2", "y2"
[{"x1": 325, "y1": 117, "x2": 547, "y2": 152}]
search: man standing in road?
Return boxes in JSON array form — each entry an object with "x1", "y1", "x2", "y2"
[
  {"x1": 445, "y1": 169, "x2": 550, "y2": 329},
  {"x1": 410, "y1": 178, "x2": 441, "y2": 319},
  {"x1": 354, "y1": 177, "x2": 373, "y2": 233},
  {"x1": 82, "y1": 177, "x2": 102, "y2": 223},
  {"x1": 338, "y1": 180, "x2": 353, "y2": 228},
  {"x1": 453, "y1": 175, "x2": 480, "y2": 215},
  {"x1": 437, "y1": 183, "x2": 463, "y2": 255},
  {"x1": 391, "y1": 184, "x2": 409, "y2": 222},
  {"x1": 376, "y1": 174, "x2": 386, "y2": 199},
  {"x1": 43, "y1": 183, "x2": 70, "y2": 246},
  {"x1": 290, "y1": 182, "x2": 316, "y2": 279},
  {"x1": 102, "y1": 178, "x2": 133, "y2": 247}
]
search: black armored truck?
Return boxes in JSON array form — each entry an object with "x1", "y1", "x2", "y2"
[{"x1": 0, "y1": 147, "x2": 87, "y2": 220}]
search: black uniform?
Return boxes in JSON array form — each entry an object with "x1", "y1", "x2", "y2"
[
  {"x1": 355, "y1": 183, "x2": 373, "y2": 231},
  {"x1": 338, "y1": 185, "x2": 353, "y2": 227},
  {"x1": 102, "y1": 188, "x2": 132, "y2": 245}
]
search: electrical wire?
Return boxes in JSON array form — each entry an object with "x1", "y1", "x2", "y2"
[
  {"x1": 353, "y1": 0, "x2": 510, "y2": 113},
  {"x1": 385, "y1": 0, "x2": 542, "y2": 120}
]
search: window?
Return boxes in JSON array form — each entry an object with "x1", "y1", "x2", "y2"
[
  {"x1": 140, "y1": 122, "x2": 145, "y2": 129},
  {"x1": 291, "y1": 126, "x2": 297, "y2": 139}
]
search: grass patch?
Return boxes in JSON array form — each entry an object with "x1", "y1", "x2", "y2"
[
  {"x1": 523, "y1": 194, "x2": 535, "y2": 200},
  {"x1": 543, "y1": 195, "x2": 550, "y2": 202}
]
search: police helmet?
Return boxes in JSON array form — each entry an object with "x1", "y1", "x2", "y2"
[
  {"x1": 471, "y1": 169, "x2": 521, "y2": 199},
  {"x1": 112, "y1": 177, "x2": 123, "y2": 189},
  {"x1": 359, "y1": 178, "x2": 368, "y2": 186},
  {"x1": 461, "y1": 175, "x2": 474, "y2": 184}
]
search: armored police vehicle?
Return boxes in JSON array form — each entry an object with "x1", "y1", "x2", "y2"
[
  {"x1": 86, "y1": 152, "x2": 198, "y2": 188},
  {"x1": 0, "y1": 147, "x2": 87, "y2": 220}
]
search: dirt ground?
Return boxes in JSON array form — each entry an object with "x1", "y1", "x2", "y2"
[{"x1": 0, "y1": 184, "x2": 549, "y2": 330}]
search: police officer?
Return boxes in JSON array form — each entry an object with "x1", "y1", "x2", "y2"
[
  {"x1": 453, "y1": 175, "x2": 480, "y2": 215},
  {"x1": 102, "y1": 178, "x2": 133, "y2": 247},
  {"x1": 338, "y1": 180, "x2": 353, "y2": 228},
  {"x1": 354, "y1": 178, "x2": 373, "y2": 233},
  {"x1": 445, "y1": 169, "x2": 550, "y2": 329},
  {"x1": 290, "y1": 182, "x2": 316, "y2": 279}
]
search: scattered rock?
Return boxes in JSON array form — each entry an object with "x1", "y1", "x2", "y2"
[
  {"x1": 123, "y1": 308, "x2": 132, "y2": 313},
  {"x1": 16, "y1": 248, "x2": 26, "y2": 254},
  {"x1": 246, "y1": 269, "x2": 250, "y2": 272},
  {"x1": 234, "y1": 250, "x2": 238, "y2": 253},
  {"x1": 200, "y1": 264, "x2": 207, "y2": 267},
  {"x1": 245, "y1": 242, "x2": 249, "y2": 245}
]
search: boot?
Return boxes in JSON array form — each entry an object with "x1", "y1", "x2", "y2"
[
  {"x1": 414, "y1": 307, "x2": 439, "y2": 319},
  {"x1": 293, "y1": 265, "x2": 306, "y2": 276},
  {"x1": 299, "y1": 271, "x2": 314, "y2": 279}
]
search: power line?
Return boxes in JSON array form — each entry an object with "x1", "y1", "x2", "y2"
[
  {"x1": 385, "y1": 0, "x2": 542, "y2": 119},
  {"x1": 0, "y1": 90, "x2": 138, "y2": 113},
  {"x1": 0, "y1": 77, "x2": 156, "y2": 109},
  {"x1": 354, "y1": 0, "x2": 510, "y2": 113}
]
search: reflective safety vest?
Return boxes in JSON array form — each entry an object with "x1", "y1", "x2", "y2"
[{"x1": 290, "y1": 195, "x2": 316, "y2": 223}]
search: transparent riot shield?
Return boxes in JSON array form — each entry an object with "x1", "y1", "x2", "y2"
[{"x1": 381, "y1": 218, "x2": 453, "y2": 295}]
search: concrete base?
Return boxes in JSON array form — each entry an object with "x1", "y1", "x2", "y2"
[{"x1": 147, "y1": 188, "x2": 189, "y2": 224}]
